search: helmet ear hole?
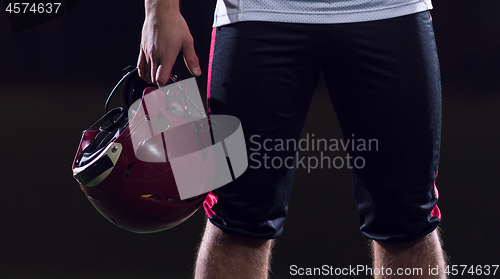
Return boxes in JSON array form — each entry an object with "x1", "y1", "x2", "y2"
[{"x1": 125, "y1": 163, "x2": 134, "y2": 179}]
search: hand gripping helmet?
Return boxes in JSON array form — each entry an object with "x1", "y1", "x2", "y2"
[{"x1": 72, "y1": 67, "x2": 215, "y2": 233}]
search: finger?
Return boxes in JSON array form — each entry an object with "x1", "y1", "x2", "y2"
[
  {"x1": 156, "y1": 56, "x2": 176, "y2": 87},
  {"x1": 137, "y1": 49, "x2": 152, "y2": 84},
  {"x1": 182, "y1": 39, "x2": 201, "y2": 76},
  {"x1": 150, "y1": 57, "x2": 159, "y2": 86}
]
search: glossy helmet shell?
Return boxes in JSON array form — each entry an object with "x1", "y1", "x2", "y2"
[{"x1": 72, "y1": 68, "x2": 213, "y2": 233}]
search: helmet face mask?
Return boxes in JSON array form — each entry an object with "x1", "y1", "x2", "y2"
[{"x1": 72, "y1": 68, "x2": 213, "y2": 233}]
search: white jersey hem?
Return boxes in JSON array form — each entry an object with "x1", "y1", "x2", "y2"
[{"x1": 213, "y1": 1, "x2": 433, "y2": 27}]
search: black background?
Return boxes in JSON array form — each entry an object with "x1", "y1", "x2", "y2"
[{"x1": 0, "y1": 0, "x2": 499, "y2": 278}]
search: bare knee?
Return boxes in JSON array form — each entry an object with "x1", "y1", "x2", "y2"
[
  {"x1": 371, "y1": 229, "x2": 447, "y2": 278},
  {"x1": 195, "y1": 221, "x2": 274, "y2": 279},
  {"x1": 373, "y1": 231, "x2": 432, "y2": 255},
  {"x1": 209, "y1": 222, "x2": 271, "y2": 247},
  {"x1": 372, "y1": 229, "x2": 443, "y2": 255}
]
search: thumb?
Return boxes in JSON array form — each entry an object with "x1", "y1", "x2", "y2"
[{"x1": 183, "y1": 41, "x2": 201, "y2": 76}]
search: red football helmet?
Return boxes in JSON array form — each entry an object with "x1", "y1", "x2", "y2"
[{"x1": 72, "y1": 67, "x2": 214, "y2": 233}]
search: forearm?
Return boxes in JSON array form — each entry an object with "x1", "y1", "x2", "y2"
[{"x1": 145, "y1": 0, "x2": 179, "y2": 15}]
